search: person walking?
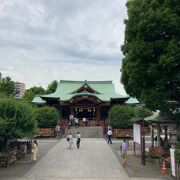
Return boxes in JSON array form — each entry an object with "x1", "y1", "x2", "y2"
[
  {"x1": 75, "y1": 118, "x2": 79, "y2": 127},
  {"x1": 83, "y1": 117, "x2": 86, "y2": 126},
  {"x1": 67, "y1": 133, "x2": 73, "y2": 149},
  {"x1": 32, "y1": 140, "x2": 38, "y2": 163},
  {"x1": 76, "y1": 132, "x2": 81, "y2": 149},
  {"x1": 120, "y1": 139, "x2": 128, "y2": 167},
  {"x1": 107, "y1": 128, "x2": 112, "y2": 144}
]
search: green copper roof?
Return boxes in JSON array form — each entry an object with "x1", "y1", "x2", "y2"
[
  {"x1": 125, "y1": 97, "x2": 139, "y2": 104},
  {"x1": 144, "y1": 111, "x2": 174, "y2": 123},
  {"x1": 32, "y1": 80, "x2": 129, "y2": 104},
  {"x1": 31, "y1": 95, "x2": 46, "y2": 104}
]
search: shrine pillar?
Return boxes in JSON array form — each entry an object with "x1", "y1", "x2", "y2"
[
  {"x1": 70, "y1": 106, "x2": 73, "y2": 114},
  {"x1": 157, "y1": 123, "x2": 161, "y2": 146},
  {"x1": 150, "y1": 124, "x2": 154, "y2": 147}
]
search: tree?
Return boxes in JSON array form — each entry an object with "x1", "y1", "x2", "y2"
[
  {"x1": 35, "y1": 106, "x2": 59, "y2": 127},
  {"x1": 0, "y1": 76, "x2": 14, "y2": 97},
  {"x1": 46, "y1": 80, "x2": 58, "y2": 94},
  {"x1": 108, "y1": 105, "x2": 135, "y2": 128},
  {"x1": 0, "y1": 98, "x2": 37, "y2": 149},
  {"x1": 23, "y1": 86, "x2": 45, "y2": 102},
  {"x1": 108, "y1": 105, "x2": 153, "y2": 129},
  {"x1": 121, "y1": 0, "x2": 180, "y2": 115},
  {"x1": 135, "y1": 107, "x2": 153, "y2": 118}
]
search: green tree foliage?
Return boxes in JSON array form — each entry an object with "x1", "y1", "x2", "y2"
[
  {"x1": 23, "y1": 86, "x2": 45, "y2": 102},
  {"x1": 46, "y1": 80, "x2": 58, "y2": 94},
  {"x1": 108, "y1": 105, "x2": 153, "y2": 129},
  {"x1": 0, "y1": 98, "x2": 37, "y2": 149},
  {"x1": 135, "y1": 107, "x2": 153, "y2": 118},
  {"x1": 121, "y1": 0, "x2": 180, "y2": 113},
  {"x1": 35, "y1": 106, "x2": 59, "y2": 127},
  {"x1": 0, "y1": 76, "x2": 14, "y2": 97},
  {"x1": 108, "y1": 105, "x2": 135, "y2": 128}
]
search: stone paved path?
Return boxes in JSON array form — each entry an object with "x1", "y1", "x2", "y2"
[{"x1": 1, "y1": 138, "x2": 164, "y2": 180}]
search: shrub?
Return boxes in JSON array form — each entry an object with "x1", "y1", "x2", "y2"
[
  {"x1": 135, "y1": 107, "x2": 153, "y2": 118},
  {"x1": 108, "y1": 105, "x2": 135, "y2": 129},
  {"x1": 148, "y1": 146, "x2": 165, "y2": 158},
  {"x1": 108, "y1": 104, "x2": 153, "y2": 129},
  {"x1": 35, "y1": 106, "x2": 59, "y2": 128},
  {"x1": 0, "y1": 98, "x2": 37, "y2": 150}
]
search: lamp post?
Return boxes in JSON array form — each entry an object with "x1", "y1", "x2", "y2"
[{"x1": 141, "y1": 103, "x2": 146, "y2": 165}]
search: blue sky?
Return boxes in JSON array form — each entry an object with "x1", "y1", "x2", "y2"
[{"x1": 0, "y1": 0, "x2": 127, "y2": 94}]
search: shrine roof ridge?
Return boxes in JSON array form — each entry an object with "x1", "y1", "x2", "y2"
[{"x1": 59, "y1": 80, "x2": 113, "y2": 84}]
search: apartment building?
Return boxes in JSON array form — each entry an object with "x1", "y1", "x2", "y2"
[{"x1": 14, "y1": 81, "x2": 25, "y2": 98}]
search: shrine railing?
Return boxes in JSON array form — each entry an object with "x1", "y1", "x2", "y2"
[
  {"x1": 99, "y1": 119, "x2": 109, "y2": 135},
  {"x1": 59, "y1": 119, "x2": 68, "y2": 136}
]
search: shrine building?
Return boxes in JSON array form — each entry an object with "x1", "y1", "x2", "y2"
[{"x1": 32, "y1": 80, "x2": 138, "y2": 126}]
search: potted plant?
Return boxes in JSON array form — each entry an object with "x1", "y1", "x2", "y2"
[{"x1": 148, "y1": 146, "x2": 165, "y2": 158}]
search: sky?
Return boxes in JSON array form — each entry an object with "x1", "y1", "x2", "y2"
[{"x1": 0, "y1": 0, "x2": 128, "y2": 95}]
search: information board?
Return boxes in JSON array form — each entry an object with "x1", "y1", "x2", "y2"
[
  {"x1": 170, "y1": 148, "x2": 176, "y2": 177},
  {"x1": 133, "y1": 124, "x2": 141, "y2": 144}
]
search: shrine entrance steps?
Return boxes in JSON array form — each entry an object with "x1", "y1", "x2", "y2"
[{"x1": 67, "y1": 126, "x2": 104, "y2": 138}]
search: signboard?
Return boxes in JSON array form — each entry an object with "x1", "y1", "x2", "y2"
[
  {"x1": 133, "y1": 124, "x2": 141, "y2": 144},
  {"x1": 170, "y1": 148, "x2": 176, "y2": 177}
]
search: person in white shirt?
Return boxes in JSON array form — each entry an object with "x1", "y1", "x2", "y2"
[
  {"x1": 120, "y1": 139, "x2": 128, "y2": 166},
  {"x1": 76, "y1": 132, "x2": 81, "y2": 149},
  {"x1": 83, "y1": 117, "x2": 86, "y2": 126},
  {"x1": 75, "y1": 118, "x2": 79, "y2": 127},
  {"x1": 67, "y1": 133, "x2": 73, "y2": 149},
  {"x1": 107, "y1": 129, "x2": 112, "y2": 144}
]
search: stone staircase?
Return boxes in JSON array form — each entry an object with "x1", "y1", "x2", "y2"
[{"x1": 67, "y1": 126, "x2": 104, "y2": 138}]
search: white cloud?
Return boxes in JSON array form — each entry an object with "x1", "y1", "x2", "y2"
[{"x1": 0, "y1": 0, "x2": 127, "y2": 95}]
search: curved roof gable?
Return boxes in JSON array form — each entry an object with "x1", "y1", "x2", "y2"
[{"x1": 70, "y1": 80, "x2": 101, "y2": 94}]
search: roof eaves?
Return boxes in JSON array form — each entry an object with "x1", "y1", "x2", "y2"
[
  {"x1": 110, "y1": 96, "x2": 129, "y2": 100},
  {"x1": 125, "y1": 97, "x2": 140, "y2": 104},
  {"x1": 40, "y1": 94, "x2": 60, "y2": 99},
  {"x1": 31, "y1": 95, "x2": 46, "y2": 104},
  {"x1": 63, "y1": 93, "x2": 108, "y2": 103}
]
